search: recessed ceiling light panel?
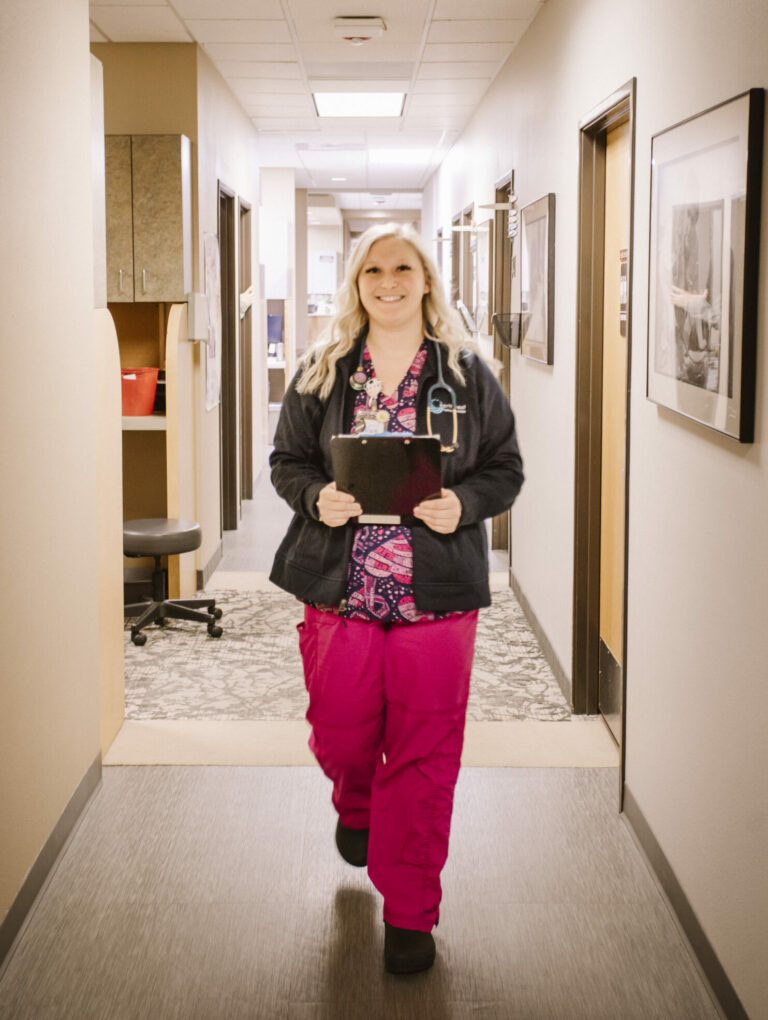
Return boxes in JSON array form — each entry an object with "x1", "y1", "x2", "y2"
[{"x1": 313, "y1": 92, "x2": 405, "y2": 118}]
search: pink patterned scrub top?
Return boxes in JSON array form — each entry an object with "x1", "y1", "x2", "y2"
[{"x1": 344, "y1": 341, "x2": 443, "y2": 624}]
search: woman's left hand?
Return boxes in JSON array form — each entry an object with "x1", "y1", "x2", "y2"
[{"x1": 413, "y1": 488, "x2": 462, "y2": 534}]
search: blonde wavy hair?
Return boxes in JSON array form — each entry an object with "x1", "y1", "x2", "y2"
[{"x1": 297, "y1": 222, "x2": 470, "y2": 399}]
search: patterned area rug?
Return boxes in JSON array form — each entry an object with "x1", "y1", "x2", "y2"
[{"x1": 124, "y1": 588, "x2": 571, "y2": 722}]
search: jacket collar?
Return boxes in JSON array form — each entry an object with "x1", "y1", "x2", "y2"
[{"x1": 337, "y1": 329, "x2": 441, "y2": 386}]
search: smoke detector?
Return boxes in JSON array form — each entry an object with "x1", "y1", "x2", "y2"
[{"x1": 333, "y1": 16, "x2": 387, "y2": 45}]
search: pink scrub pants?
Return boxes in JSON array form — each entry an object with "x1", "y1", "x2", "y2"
[{"x1": 297, "y1": 605, "x2": 478, "y2": 932}]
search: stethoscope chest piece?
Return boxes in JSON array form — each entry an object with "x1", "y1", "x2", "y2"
[{"x1": 349, "y1": 367, "x2": 367, "y2": 391}]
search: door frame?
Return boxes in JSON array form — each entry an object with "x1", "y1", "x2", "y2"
[
  {"x1": 572, "y1": 80, "x2": 636, "y2": 802},
  {"x1": 218, "y1": 182, "x2": 238, "y2": 532},
  {"x1": 492, "y1": 170, "x2": 515, "y2": 555},
  {"x1": 238, "y1": 199, "x2": 253, "y2": 501}
]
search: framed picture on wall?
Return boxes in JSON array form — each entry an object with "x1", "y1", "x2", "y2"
[
  {"x1": 646, "y1": 88, "x2": 764, "y2": 442},
  {"x1": 520, "y1": 193, "x2": 555, "y2": 364},
  {"x1": 474, "y1": 218, "x2": 493, "y2": 335}
]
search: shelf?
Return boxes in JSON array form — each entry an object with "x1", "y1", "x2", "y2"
[
  {"x1": 122, "y1": 415, "x2": 167, "y2": 431},
  {"x1": 267, "y1": 359, "x2": 286, "y2": 369}
]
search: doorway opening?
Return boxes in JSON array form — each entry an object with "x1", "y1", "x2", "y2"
[{"x1": 573, "y1": 80, "x2": 636, "y2": 798}]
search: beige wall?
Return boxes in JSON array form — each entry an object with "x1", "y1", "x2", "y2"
[
  {"x1": 0, "y1": 0, "x2": 101, "y2": 919},
  {"x1": 92, "y1": 43, "x2": 197, "y2": 141},
  {"x1": 424, "y1": 0, "x2": 768, "y2": 1014},
  {"x1": 92, "y1": 43, "x2": 263, "y2": 573},
  {"x1": 91, "y1": 53, "x2": 125, "y2": 758},
  {"x1": 195, "y1": 47, "x2": 264, "y2": 546}
]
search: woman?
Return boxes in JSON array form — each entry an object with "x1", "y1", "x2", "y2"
[{"x1": 270, "y1": 223, "x2": 523, "y2": 974}]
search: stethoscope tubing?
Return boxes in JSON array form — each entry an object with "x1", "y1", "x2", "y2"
[
  {"x1": 426, "y1": 341, "x2": 459, "y2": 453},
  {"x1": 349, "y1": 338, "x2": 459, "y2": 453}
]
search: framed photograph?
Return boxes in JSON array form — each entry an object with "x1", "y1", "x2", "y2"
[
  {"x1": 647, "y1": 88, "x2": 764, "y2": 442},
  {"x1": 474, "y1": 218, "x2": 493, "y2": 335},
  {"x1": 520, "y1": 193, "x2": 555, "y2": 364}
]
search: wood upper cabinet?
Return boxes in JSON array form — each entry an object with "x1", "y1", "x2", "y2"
[
  {"x1": 105, "y1": 136, "x2": 134, "y2": 300},
  {"x1": 105, "y1": 134, "x2": 192, "y2": 303}
]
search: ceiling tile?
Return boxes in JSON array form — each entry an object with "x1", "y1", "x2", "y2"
[
  {"x1": 412, "y1": 79, "x2": 488, "y2": 95},
  {"x1": 422, "y1": 42, "x2": 513, "y2": 63},
  {"x1": 244, "y1": 96, "x2": 315, "y2": 114},
  {"x1": 298, "y1": 42, "x2": 422, "y2": 64},
  {"x1": 200, "y1": 42, "x2": 297, "y2": 62},
  {"x1": 407, "y1": 95, "x2": 477, "y2": 110},
  {"x1": 90, "y1": 6, "x2": 192, "y2": 42},
  {"x1": 185, "y1": 20, "x2": 291, "y2": 44},
  {"x1": 427, "y1": 19, "x2": 526, "y2": 43},
  {"x1": 417, "y1": 62, "x2": 497, "y2": 79},
  {"x1": 304, "y1": 61, "x2": 415, "y2": 80},
  {"x1": 215, "y1": 61, "x2": 303, "y2": 79},
  {"x1": 173, "y1": 0, "x2": 284, "y2": 17},
  {"x1": 253, "y1": 117, "x2": 320, "y2": 131},
  {"x1": 228, "y1": 78, "x2": 308, "y2": 95},
  {"x1": 434, "y1": 0, "x2": 541, "y2": 17}
]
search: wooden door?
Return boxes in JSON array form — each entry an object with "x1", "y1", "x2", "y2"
[{"x1": 598, "y1": 121, "x2": 630, "y2": 743}]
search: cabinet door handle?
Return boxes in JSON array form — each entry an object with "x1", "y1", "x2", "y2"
[
  {"x1": 141, "y1": 269, "x2": 147, "y2": 293},
  {"x1": 118, "y1": 268, "x2": 124, "y2": 293}
]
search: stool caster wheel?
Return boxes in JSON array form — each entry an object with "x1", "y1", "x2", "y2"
[
  {"x1": 210, "y1": 608, "x2": 223, "y2": 620},
  {"x1": 131, "y1": 631, "x2": 147, "y2": 646},
  {"x1": 207, "y1": 622, "x2": 223, "y2": 638}
]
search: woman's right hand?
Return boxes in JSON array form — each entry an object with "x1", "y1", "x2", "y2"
[{"x1": 316, "y1": 482, "x2": 362, "y2": 527}]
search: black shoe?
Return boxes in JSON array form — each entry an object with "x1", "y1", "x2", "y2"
[
  {"x1": 335, "y1": 820, "x2": 369, "y2": 867},
  {"x1": 384, "y1": 922, "x2": 436, "y2": 974}
]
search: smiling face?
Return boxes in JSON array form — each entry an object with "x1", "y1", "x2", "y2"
[{"x1": 356, "y1": 236, "x2": 430, "y2": 338}]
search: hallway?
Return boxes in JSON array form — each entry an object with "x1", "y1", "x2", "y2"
[
  {"x1": 0, "y1": 767, "x2": 719, "y2": 1019},
  {"x1": 3, "y1": 2, "x2": 767, "y2": 1017}
]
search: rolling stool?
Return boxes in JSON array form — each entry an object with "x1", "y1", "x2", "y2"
[{"x1": 123, "y1": 518, "x2": 223, "y2": 646}]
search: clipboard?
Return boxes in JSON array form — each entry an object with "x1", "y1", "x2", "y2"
[{"x1": 330, "y1": 434, "x2": 442, "y2": 524}]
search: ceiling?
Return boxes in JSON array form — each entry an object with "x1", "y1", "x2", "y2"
[{"x1": 89, "y1": 0, "x2": 545, "y2": 204}]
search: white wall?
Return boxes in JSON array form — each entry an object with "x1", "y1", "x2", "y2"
[
  {"x1": 195, "y1": 47, "x2": 263, "y2": 539},
  {"x1": 424, "y1": 0, "x2": 768, "y2": 1014},
  {"x1": 0, "y1": 0, "x2": 102, "y2": 920},
  {"x1": 260, "y1": 168, "x2": 297, "y2": 377},
  {"x1": 308, "y1": 225, "x2": 344, "y2": 255}
]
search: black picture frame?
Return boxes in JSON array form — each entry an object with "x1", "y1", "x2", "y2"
[
  {"x1": 646, "y1": 88, "x2": 764, "y2": 442},
  {"x1": 520, "y1": 193, "x2": 556, "y2": 364}
]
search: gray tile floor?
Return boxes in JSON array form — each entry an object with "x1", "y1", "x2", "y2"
[
  {"x1": 218, "y1": 460, "x2": 294, "y2": 574},
  {"x1": 0, "y1": 767, "x2": 720, "y2": 1019}
]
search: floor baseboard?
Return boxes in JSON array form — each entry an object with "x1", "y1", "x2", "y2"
[
  {"x1": 197, "y1": 540, "x2": 223, "y2": 591},
  {"x1": 509, "y1": 571, "x2": 572, "y2": 707},
  {"x1": 0, "y1": 754, "x2": 102, "y2": 972},
  {"x1": 622, "y1": 784, "x2": 743, "y2": 1020}
]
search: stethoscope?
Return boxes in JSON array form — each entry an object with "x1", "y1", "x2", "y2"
[
  {"x1": 425, "y1": 341, "x2": 459, "y2": 453},
  {"x1": 350, "y1": 339, "x2": 459, "y2": 453}
]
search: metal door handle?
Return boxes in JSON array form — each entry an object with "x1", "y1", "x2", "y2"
[
  {"x1": 118, "y1": 268, "x2": 124, "y2": 293},
  {"x1": 142, "y1": 268, "x2": 147, "y2": 293}
]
